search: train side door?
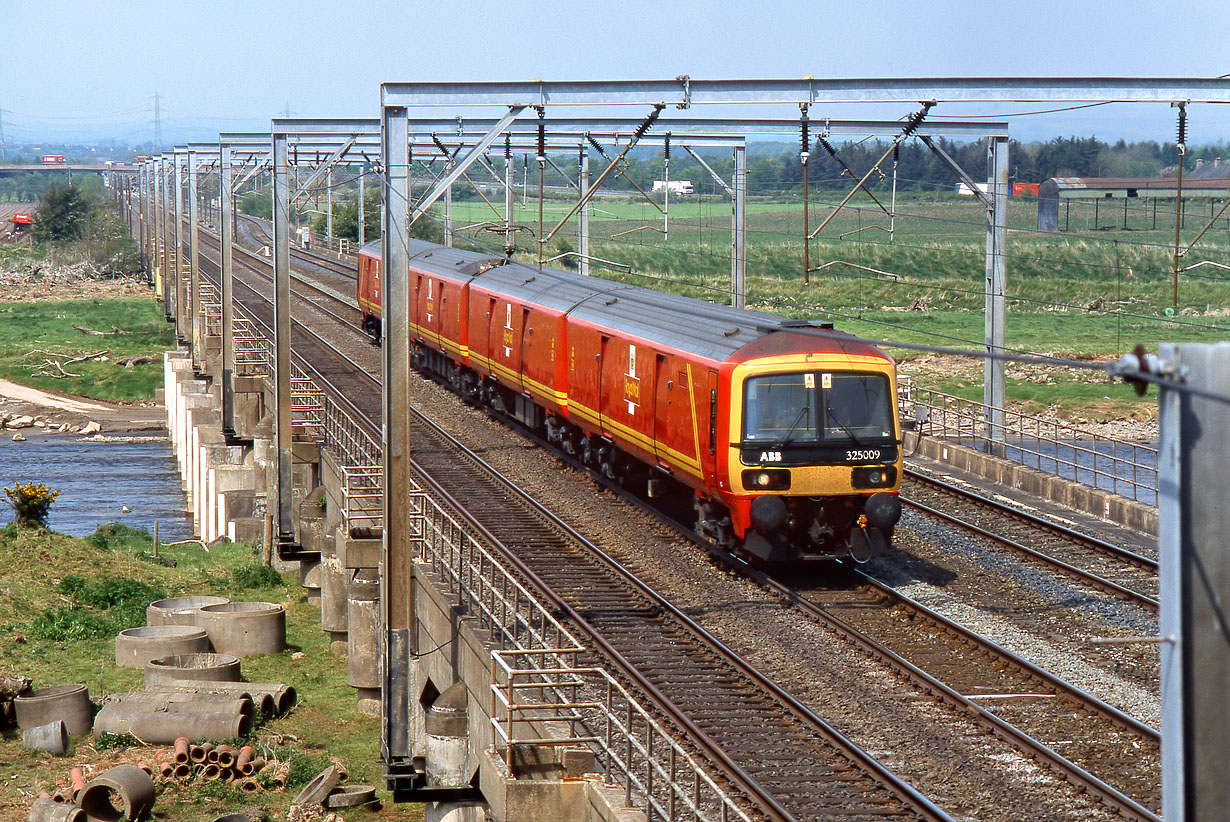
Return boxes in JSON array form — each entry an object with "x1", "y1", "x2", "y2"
[
  {"x1": 653, "y1": 354, "x2": 670, "y2": 467},
  {"x1": 597, "y1": 335, "x2": 610, "y2": 434}
]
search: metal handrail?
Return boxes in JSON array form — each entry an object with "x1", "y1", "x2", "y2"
[
  {"x1": 410, "y1": 491, "x2": 754, "y2": 822},
  {"x1": 899, "y1": 379, "x2": 1158, "y2": 504}
]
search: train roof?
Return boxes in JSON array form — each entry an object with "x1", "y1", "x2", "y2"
[{"x1": 361, "y1": 239, "x2": 887, "y2": 363}]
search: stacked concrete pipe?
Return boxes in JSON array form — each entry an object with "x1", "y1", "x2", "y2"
[
  {"x1": 152, "y1": 680, "x2": 296, "y2": 717},
  {"x1": 144, "y1": 653, "x2": 241, "y2": 689},
  {"x1": 93, "y1": 702, "x2": 252, "y2": 745},
  {"x1": 146, "y1": 596, "x2": 229, "y2": 627},
  {"x1": 114, "y1": 626, "x2": 209, "y2": 668},
  {"x1": 197, "y1": 602, "x2": 286, "y2": 657}
]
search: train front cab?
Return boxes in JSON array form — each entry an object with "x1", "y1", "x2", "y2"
[{"x1": 722, "y1": 353, "x2": 903, "y2": 563}]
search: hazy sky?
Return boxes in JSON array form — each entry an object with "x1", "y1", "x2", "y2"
[{"x1": 4, "y1": 0, "x2": 1230, "y2": 145}]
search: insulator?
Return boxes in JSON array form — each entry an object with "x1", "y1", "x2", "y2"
[
  {"x1": 800, "y1": 118, "x2": 809, "y2": 159},
  {"x1": 504, "y1": 134, "x2": 511, "y2": 160},
  {"x1": 818, "y1": 136, "x2": 837, "y2": 158},
  {"x1": 586, "y1": 133, "x2": 604, "y2": 153},
  {"x1": 431, "y1": 135, "x2": 448, "y2": 155},
  {"x1": 900, "y1": 101, "x2": 936, "y2": 139},
  {"x1": 633, "y1": 104, "x2": 665, "y2": 141},
  {"x1": 536, "y1": 107, "x2": 546, "y2": 161},
  {"x1": 1177, "y1": 106, "x2": 1188, "y2": 146},
  {"x1": 893, "y1": 143, "x2": 900, "y2": 164},
  {"x1": 664, "y1": 134, "x2": 671, "y2": 161}
]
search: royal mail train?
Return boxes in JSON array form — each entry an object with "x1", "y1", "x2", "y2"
[{"x1": 357, "y1": 240, "x2": 903, "y2": 563}]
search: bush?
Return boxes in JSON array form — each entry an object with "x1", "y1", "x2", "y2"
[
  {"x1": 32, "y1": 185, "x2": 92, "y2": 241},
  {"x1": 4, "y1": 482, "x2": 60, "y2": 527}
]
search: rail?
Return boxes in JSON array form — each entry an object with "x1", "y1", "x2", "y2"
[
  {"x1": 898, "y1": 379, "x2": 1158, "y2": 504},
  {"x1": 410, "y1": 490, "x2": 755, "y2": 822}
]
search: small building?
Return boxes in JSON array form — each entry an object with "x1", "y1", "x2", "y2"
[
  {"x1": 652, "y1": 180, "x2": 692, "y2": 195},
  {"x1": 1037, "y1": 176, "x2": 1230, "y2": 231}
]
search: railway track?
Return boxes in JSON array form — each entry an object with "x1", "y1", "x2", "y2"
[
  {"x1": 555, "y1": 448, "x2": 1163, "y2": 820},
  {"x1": 900, "y1": 471, "x2": 1159, "y2": 612},
  {"x1": 192, "y1": 248, "x2": 953, "y2": 822},
  {"x1": 188, "y1": 219, "x2": 1161, "y2": 820}
]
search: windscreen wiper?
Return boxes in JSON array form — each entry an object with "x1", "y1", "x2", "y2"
[{"x1": 775, "y1": 405, "x2": 809, "y2": 448}]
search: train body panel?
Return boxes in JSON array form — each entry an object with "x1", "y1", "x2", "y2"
[{"x1": 357, "y1": 239, "x2": 902, "y2": 562}]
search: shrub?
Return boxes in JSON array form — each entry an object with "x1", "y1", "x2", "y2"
[{"x1": 4, "y1": 482, "x2": 60, "y2": 527}]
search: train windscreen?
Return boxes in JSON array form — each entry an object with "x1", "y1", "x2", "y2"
[{"x1": 743, "y1": 372, "x2": 894, "y2": 444}]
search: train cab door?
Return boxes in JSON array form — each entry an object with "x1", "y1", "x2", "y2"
[
  {"x1": 653, "y1": 354, "x2": 670, "y2": 467},
  {"x1": 703, "y1": 369, "x2": 719, "y2": 486}
]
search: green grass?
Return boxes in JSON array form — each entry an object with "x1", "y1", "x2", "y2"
[
  {"x1": 0, "y1": 298, "x2": 173, "y2": 401},
  {"x1": 0, "y1": 523, "x2": 423, "y2": 822}
]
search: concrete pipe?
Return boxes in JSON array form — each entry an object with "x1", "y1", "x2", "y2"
[
  {"x1": 146, "y1": 596, "x2": 230, "y2": 629},
  {"x1": 77, "y1": 764, "x2": 155, "y2": 822},
  {"x1": 325, "y1": 785, "x2": 377, "y2": 809},
  {"x1": 28, "y1": 797, "x2": 83, "y2": 822},
  {"x1": 102, "y1": 692, "x2": 254, "y2": 724},
  {"x1": 115, "y1": 626, "x2": 209, "y2": 668},
  {"x1": 144, "y1": 653, "x2": 241, "y2": 689},
  {"x1": 144, "y1": 687, "x2": 271, "y2": 720},
  {"x1": 197, "y1": 602, "x2": 286, "y2": 658},
  {"x1": 14, "y1": 685, "x2": 93, "y2": 737},
  {"x1": 291, "y1": 765, "x2": 341, "y2": 808},
  {"x1": 157, "y1": 680, "x2": 295, "y2": 716},
  {"x1": 93, "y1": 704, "x2": 252, "y2": 745},
  {"x1": 22, "y1": 720, "x2": 69, "y2": 755}
]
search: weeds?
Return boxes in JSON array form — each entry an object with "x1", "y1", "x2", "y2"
[
  {"x1": 278, "y1": 747, "x2": 334, "y2": 789},
  {"x1": 217, "y1": 562, "x2": 286, "y2": 593},
  {"x1": 94, "y1": 732, "x2": 140, "y2": 750},
  {"x1": 86, "y1": 522, "x2": 152, "y2": 551},
  {"x1": 29, "y1": 606, "x2": 114, "y2": 641}
]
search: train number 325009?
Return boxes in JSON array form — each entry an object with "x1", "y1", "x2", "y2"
[{"x1": 846, "y1": 449, "x2": 882, "y2": 462}]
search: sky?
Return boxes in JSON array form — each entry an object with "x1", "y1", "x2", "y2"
[{"x1": 3, "y1": 0, "x2": 1230, "y2": 146}]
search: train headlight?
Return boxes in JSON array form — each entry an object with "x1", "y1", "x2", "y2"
[
  {"x1": 851, "y1": 466, "x2": 897, "y2": 488},
  {"x1": 741, "y1": 469, "x2": 790, "y2": 491}
]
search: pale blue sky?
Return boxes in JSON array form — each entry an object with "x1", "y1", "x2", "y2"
[{"x1": 3, "y1": 0, "x2": 1230, "y2": 144}]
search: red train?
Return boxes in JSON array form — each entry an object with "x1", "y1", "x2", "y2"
[{"x1": 358, "y1": 241, "x2": 903, "y2": 563}]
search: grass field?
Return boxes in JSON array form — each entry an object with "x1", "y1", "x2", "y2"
[
  {"x1": 0, "y1": 523, "x2": 422, "y2": 822},
  {"x1": 0, "y1": 299, "x2": 173, "y2": 402}
]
